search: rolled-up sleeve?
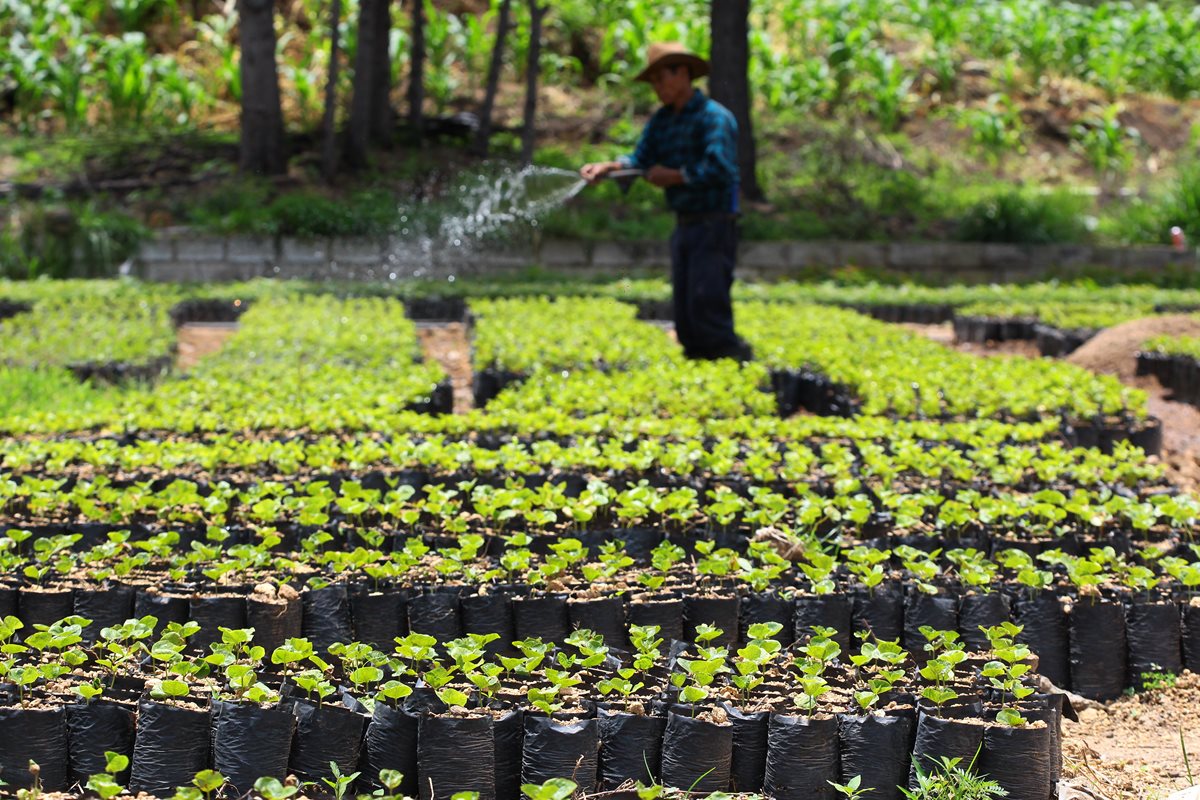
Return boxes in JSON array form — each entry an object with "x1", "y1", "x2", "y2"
[{"x1": 681, "y1": 108, "x2": 737, "y2": 187}]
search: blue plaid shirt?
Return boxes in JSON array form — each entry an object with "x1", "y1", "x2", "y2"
[{"x1": 619, "y1": 89, "x2": 740, "y2": 215}]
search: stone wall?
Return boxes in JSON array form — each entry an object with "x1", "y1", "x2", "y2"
[{"x1": 138, "y1": 228, "x2": 1199, "y2": 284}]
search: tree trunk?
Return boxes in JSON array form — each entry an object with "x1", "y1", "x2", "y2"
[
  {"x1": 407, "y1": 0, "x2": 426, "y2": 141},
  {"x1": 320, "y1": 0, "x2": 343, "y2": 181},
  {"x1": 471, "y1": 0, "x2": 513, "y2": 157},
  {"x1": 368, "y1": 0, "x2": 394, "y2": 144},
  {"x1": 520, "y1": 0, "x2": 545, "y2": 165},
  {"x1": 709, "y1": 0, "x2": 763, "y2": 202},
  {"x1": 345, "y1": 0, "x2": 391, "y2": 168},
  {"x1": 237, "y1": 0, "x2": 286, "y2": 175}
]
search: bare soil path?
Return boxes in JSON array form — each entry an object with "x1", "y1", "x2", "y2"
[
  {"x1": 417, "y1": 322, "x2": 473, "y2": 413},
  {"x1": 175, "y1": 322, "x2": 238, "y2": 371}
]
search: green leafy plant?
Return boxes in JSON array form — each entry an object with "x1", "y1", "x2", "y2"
[
  {"x1": 520, "y1": 777, "x2": 577, "y2": 800},
  {"x1": 84, "y1": 751, "x2": 130, "y2": 800},
  {"x1": 322, "y1": 761, "x2": 361, "y2": 800}
]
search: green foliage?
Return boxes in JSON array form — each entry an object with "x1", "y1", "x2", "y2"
[
  {"x1": 186, "y1": 184, "x2": 405, "y2": 239},
  {"x1": 902, "y1": 755, "x2": 1007, "y2": 799},
  {"x1": 955, "y1": 189, "x2": 1089, "y2": 245},
  {"x1": 829, "y1": 774, "x2": 872, "y2": 799},
  {"x1": 0, "y1": 367, "x2": 114, "y2": 419},
  {"x1": 521, "y1": 778, "x2": 577, "y2": 800},
  {"x1": 322, "y1": 761, "x2": 361, "y2": 800},
  {"x1": 1105, "y1": 160, "x2": 1200, "y2": 245},
  {"x1": 253, "y1": 777, "x2": 298, "y2": 800},
  {"x1": 1139, "y1": 670, "x2": 1178, "y2": 692},
  {"x1": 958, "y1": 95, "x2": 1026, "y2": 163},
  {"x1": 0, "y1": 202, "x2": 147, "y2": 280},
  {"x1": 1072, "y1": 104, "x2": 1141, "y2": 176},
  {"x1": 268, "y1": 189, "x2": 401, "y2": 239}
]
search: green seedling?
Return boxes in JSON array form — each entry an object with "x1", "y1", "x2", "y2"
[
  {"x1": 521, "y1": 778, "x2": 577, "y2": 800},
  {"x1": 253, "y1": 777, "x2": 299, "y2": 800},
  {"x1": 322, "y1": 761, "x2": 361, "y2": 800},
  {"x1": 85, "y1": 751, "x2": 130, "y2": 800}
]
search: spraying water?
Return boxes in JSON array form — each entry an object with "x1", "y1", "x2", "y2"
[
  {"x1": 439, "y1": 165, "x2": 587, "y2": 245},
  {"x1": 383, "y1": 165, "x2": 588, "y2": 279}
]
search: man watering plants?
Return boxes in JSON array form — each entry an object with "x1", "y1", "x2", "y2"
[{"x1": 581, "y1": 42, "x2": 754, "y2": 362}]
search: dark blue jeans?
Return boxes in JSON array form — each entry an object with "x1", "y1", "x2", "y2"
[{"x1": 670, "y1": 215, "x2": 747, "y2": 359}]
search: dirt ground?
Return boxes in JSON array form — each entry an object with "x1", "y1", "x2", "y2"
[
  {"x1": 417, "y1": 322, "x2": 474, "y2": 413},
  {"x1": 908, "y1": 320, "x2": 1200, "y2": 799},
  {"x1": 1060, "y1": 674, "x2": 1200, "y2": 800},
  {"x1": 175, "y1": 322, "x2": 238, "y2": 371}
]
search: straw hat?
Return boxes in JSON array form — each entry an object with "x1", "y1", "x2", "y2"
[{"x1": 634, "y1": 42, "x2": 709, "y2": 82}]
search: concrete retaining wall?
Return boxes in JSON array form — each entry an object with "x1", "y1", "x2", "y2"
[{"x1": 138, "y1": 228, "x2": 1199, "y2": 284}]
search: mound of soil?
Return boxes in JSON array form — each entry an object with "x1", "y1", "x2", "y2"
[
  {"x1": 1066, "y1": 315, "x2": 1200, "y2": 382},
  {"x1": 1061, "y1": 672, "x2": 1200, "y2": 800}
]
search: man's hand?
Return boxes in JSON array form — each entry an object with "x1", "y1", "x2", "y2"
[
  {"x1": 580, "y1": 161, "x2": 622, "y2": 184},
  {"x1": 646, "y1": 165, "x2": 684, "y2": 188}
]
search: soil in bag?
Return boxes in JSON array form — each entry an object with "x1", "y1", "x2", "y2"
[
  {"x1": 795, "y1": 594, "x2": 853, "y2": 652},
  {"x1": 1021, "y1": 694, "x2": 1064, "y2": 784},
  {"x1": 134, "y1": 592, "x2": 189, "y2": 635},
  {"x1": 360, "y1": 701, "x2": 419, "y2": 795},
  {"x1": 569, "y1": 597, "x2": 628, "y2": 650},
  {"x1": 1125, "y1": 599, "x2": 1182, "y2": 685},
  {"x1": 762, "y1": 712, "x2": 839, "y2": 800},
  {"x1": 513, "y1": 594, "x2": 570, "y2": 644},
  {"x1": 683, "y1": 594, "x2": 739, "y2": 647},
  {"x1": 66, "y1": 700, "x2": 136, "y2": 785},
  {"x1": 597, "y1": 707, "x2": 665, "y2": 790},
  {"x1": 18, "y1": 587, "x2": 74, "y2": 628},
  {"x1": 462, "y1": 592, "x2": 514, "y2": 656},
  {"x1": 189, "y1": 595, "x2": 247, "y2": 652},
  {"x1": 627, "y1": 597, "x2": 684, "y2": 646},
  {"x1": 417, "y1": 714, "x2": 496, "y2": 800},
  {"x1": 1183, "y1": 603, "x2": 1200, "y2": 674},
  {"x1": 301, "y1": 584, "x2": 355, "y2": 656},
  {"x1": 660, "y1": 711, "x2": 732, "y2": 792},
  {"x1": 958, "y1": 593, "x2": 1011, "y2": 652},
  {"x1": 740, "y1": 592, "x2": 794, "y2": 647},
  {"x1": 853, "y1": 586, "x2": 904, "y2": 643},
  {"x1": 903, "y1": 592, "x2": 958, "y2": 661},
  {"x1": 1069, "y1": 598, "x2": 1127, "y2": 701},
  {"x1": 74, "y1": 584, "x2": 136, "y2": 641},
  {"x1": 838, "y1": 712, "x2": 914, "y2": 800},
  {"x1": 350, "y1": 586, "x2": 409, "y2": 651},
  {"x1": 494, "y1": 708, "x2": 524, "y2": 800},
  {"x1": 613, "y1": 527, "x2": 663, "y2": 564},
  {"x1": 130, "y1": 699, "x2": 211, "y2": 796},
  {"x1": 0, "y1": 705, "x2": 69, "y2": 791},
  {"x1": 1013, "y1": 591, "x2": 1070, "y2": 688},
  {"x1": 287, "y1": 697, "x2": 367, "y2": 786},
  {"x1": 0, "y1": 586, "x2": 16, "y2": 619},
  {"x1": 979, "y1": 722, "x2": 1052, "y2": 800},
  {"x1": 909, "y1": 711, "x2": 985, "y2": 788},
  {"x1": 211, "y1": 700, "x2": 296, "y2": 795},
  {"x1": 248, "y1": 593, "x2": 302, "y2": 654},
  {"x1": 722, "y1": 704, "x2": 768, "y2": 792},
  {"x1": 409, "y1": 590, "x2": 464, "y2": 641},
  {"x1": 521, "y1": 715, "x2": 600, "y2": 793}
]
